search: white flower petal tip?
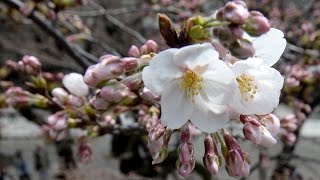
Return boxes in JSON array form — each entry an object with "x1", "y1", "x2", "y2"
[
  {"x1": 245, "y1": 28, "x2": 287, "y2": 67},
  {"x1": 63, "y1": 73, "x2": 89, "y2": 97},
  {"x1": 143, "y1": 43, "x2": 237, "y2": 132}
]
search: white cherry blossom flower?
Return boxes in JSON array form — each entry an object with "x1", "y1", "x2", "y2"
[
  {"x1": 230, "y1": 58, "x2": 283, "y2": 115},
  {"x1": 244, "y1": 28, "x2": 287, "y2": 66},
  {"x1": 63, "y1": 73, "x2": 89, "y2": 97},
  {"x1": 142, "y1": 43, "x2": 237, "y2": 133}
]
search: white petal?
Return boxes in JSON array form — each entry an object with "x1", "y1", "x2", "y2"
[
  {"x1": 160, "y1": 81, "x2": 191, "y2": 129},
  {"x1": 259, "y1": 126, "x2": 277, "y2": 147},
  {"x1": 202, "y1": 60, "x2": 237, "y2": 104},
  {"x1": 142, "y1": 49, "x2": 181, "y2": 95},
  {"x1": 63, "y1": 73, "x2": 89, "y2": 97},
  {"x1": 190, "y1": 95, "x2": 229, "y2": 133},
  {"x1": 230, "y1": 61, "x2": 284, "y2": 115},
  {"x1": 252, "y1": 28, "x2": 287, "y2": 66},
  {"x1": 173, "y1": 43, "x2": 219, "y2": 68}
]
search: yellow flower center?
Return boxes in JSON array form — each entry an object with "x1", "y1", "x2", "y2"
[
  {"x1": 179, "y1": 70, "x2": 203, "y2": 101},
  {"x1": 236, "y1": 74, "x2": 258, "y2": 102}
]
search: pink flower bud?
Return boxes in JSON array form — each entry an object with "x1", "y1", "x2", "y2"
[
  {"x1": 21, "y1": 55, "x2": 42, "y2": 75},
  {"x1": 244, "y1": 11, "x2": 270, "y2": 36},
  {"x1": 5, "y1": 87, "x2": 30, "y2": 106},
  {"x1": 67, "y1": 95, "x2": 84, "y2": 107},
  {"x1": 90, "y1": 97, "x2": 110, "y2": 110},
  {"x1": 51, "y1": 87, "x2": 68, "y2": 103},
  {"x1": 203, "y1": 134, "x2": 220, "y2": 175},
  {"x1": 260, "y1": 114, "x2": 280, "y2": 136},
  {"x1": 121, "y1": 57, "x2": 139, "y2": 72},
  {"x1": 241, "y1": 152, "x2": 251, "y2": 177},
  {"x1": 128, "y1": 45, "x2": 140, "y2": 57},
  {"x1": 225, "y1": 149, "x2": 243, "y2": 177},
  {"x1": 120, "y1": 73, "x2": 143, "y2": 91},
  {"x1": 148, "y1": 129, "x2": 172, "y2": 164},
  {"x1": 140, "y1": 44, "x2": 149, "y2": 55},
  {"x1": 243, "y1": 118, "x2": 262, "y2": 144},
  {"x1": 100, "y1": 83, "x2": 131, "y2": 103},
  {"x1": 139, "y1": 87, "x2": 160, "y2": 105},
  {"x1": 98, "y1": 114, "x2": 116, "y2": 127},
  {"x1": 48, "y1": 111, "x2": 68, "y2": 131},
  {"x1": 148, "y1": 122, "x2": 166, "y2": 140},
  {"x1": 223, "y1": 0, "x2": 249, "y2": 25},
  {"x1": 77, "y1": 140, "x2": 93, "y2": 163},
  {"x1": 282, "y1": 132, "x2": 296, "y2": 146},
  {"x1": 146, "y1": 40, "x2": 159, "y2": 53},
  {"x1": 94, "y1": 55, "x2": 124, "y2": 81},
  {"x1": 83, "y1": 65, "x2": 99, "y2": 87},
  {"x1": 5, "y1": 60, "x2": 19, "y2": 71}
]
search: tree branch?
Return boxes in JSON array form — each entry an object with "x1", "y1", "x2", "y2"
[{"x1": 3, "y1": 0, "x2": 98, "y2": 71}]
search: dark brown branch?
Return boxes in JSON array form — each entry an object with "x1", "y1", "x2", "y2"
[{"x1": 3, "y1": 0, "x2": 98, "y2": 71}]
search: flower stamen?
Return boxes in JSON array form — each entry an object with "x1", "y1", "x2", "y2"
[
  {"x1": 236, "y1": 74, "x2": 258, "y2": 102},
  {"x1": 179, "y1": 70, "x2": 203, "y2": 102}
]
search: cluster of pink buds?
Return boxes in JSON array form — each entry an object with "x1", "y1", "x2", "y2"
[
  {"x1": 138, "y1": 106, "x2": 160, "y2": 131},
  {"x1": 213, "y1": 0, "x2": 270, "y2": 59},
  {"x1": 223, "y1": 130, "x2": 250, "y2": 177},
  {"x1": 128, "y1": 40, "x2": 159, "y2": 58},
  {"x1": 284, "y1": 64, "x2": 314, "y2": 88},
  {"x1": 6, "y1": 55, "x2": 42, "y2": 75},
  {"x1": 240, "y1": 114, "x2": 280, "y2": 147},
  {"x1": 5, "y1": 86, "x2": 49, "y2": 108},
  {"x1": 42, "y1": 111, "x2": 69, "y2": 141},
  {"x1": 51, "y1": 87, "x2": 84, "y2": 107},
  {"x1": 77, "y1": 136, "x2": 93, "y2": 163}
]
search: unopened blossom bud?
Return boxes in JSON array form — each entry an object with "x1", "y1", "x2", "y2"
[
  {"x1": 48, "y1": 111, "x2": 68, "y2": 131},
  {"x1": 241, "y1": 115, "x2": 277, "y2": 147},
  {"x1": 99, "y1": 114, "x2": 116, "y2": 127},
  {"x1": 282, "y1": 132, "x2": 296, "y2": 146},
  {"x1": 121, "y1": 57, "x2": 139, "y2": 72},
  {"x1": 77, "y1": 138, "x2": 93, "y2": 163},
  {"x1": 100, "y1": 83, "x2": 131, "y2": 103},
  {"x1": 146, "y1": 40, "x2": 159, "y2": 53},
  {"x1": 120, "y1": 73, "x2": 143, "y2": 91},
  {"x1": 176, "y1": 123, "x2": 195, "y2": 177},
  {"x1": 128, "y1": 45, "x2": 140, "y2": 57},
  {"x1": 5, "y1": 60, "x2": 19, "y2": 71},
  {"x1": 213, "y1": 25, "x2": 244, "y2": 44},
  {"x1": 51, "y1": 87, "x2": 68, "y2": 103},
  {"x1": 90, "y1": 97, "x2": 109, "y2": 110},
  {"x1": 281, "y1": 114, "x2": 299, "y2": 132},
  {"x1": 5, "y1": 87, "x2": 30, "y2": 107},
  {"x1": 259, "y1": 114, "x2": 280, "y2": 136},
  {"x1": 148, "y1": 129, "x2": 172, "y2": 164},
  {"x1": 203, "y1": 134, "x2": 220, "y2": 175},
  {"x1": 244, "y1": 11, "x2": 270, "y2": 36},
  {"x1": 241, "y1": 152, "x2": 251, "y2": 177},
  {"x1": 140, "y1": 44, "x2": 149, "y2": 55},
  {"x1": 148, "y1": 122, "x2": 166, "y2": 140},
  {"x1": 221, "y1": 0, "x2": 249, "y2": 25},
  {"x1": 63, "y1": 73, "x2": 89, "y2": 97},
  {"x1": 21, "y1": 55, "x2": 42, "y2": 75},
  {"x1": 67, "y1": 95, "x2": 84, "y2": 107},
  {"x1": 83, "y1": 65, "x2": 98, "y2": 87},
  {"x1": 139, "y1": 87, "x2": 160, "y2": 105},
  {"x1": 229, "y1": 39, "x2": 255, "y2": 59}
]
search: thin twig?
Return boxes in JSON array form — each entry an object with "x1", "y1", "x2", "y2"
[
  {"x1": 4, "y1": 0, "x2": 96, "y2": 70},
  {"x1": 89, "y1": 1, "x2": 147, "y2": 44}
]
